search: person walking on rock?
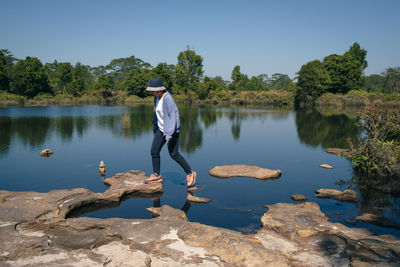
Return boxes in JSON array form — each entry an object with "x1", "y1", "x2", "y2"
[{"x1": 145, "y1": 78, "x2": 196, "y2": 187}]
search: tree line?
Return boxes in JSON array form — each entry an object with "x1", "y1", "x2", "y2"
[
  {"x1": 295, "y1": 43, "x2": 400, "y2": 105},
  {"x1": 0, "y1": 44, "x2": 399, "y2": 101}
]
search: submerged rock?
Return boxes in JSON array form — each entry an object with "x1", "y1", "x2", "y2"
[
  {"x1": 291, "y1": 194, "x2": 307, "y2": 201},
  {"x1": 187, "y1": 193, "x2": 211, "y2": 203},
  {"x1": 209, "y1": 164, "x2": 282, "y2": 180},
  {"x1": 320, "y1": 164, "x2": 334, "y2": 169},
  {"x1": 40, "y1": 149, "x2": 54, "y2": 157},
  {"x1": 356, "y1": 213, "x2": 400, "y2": 230},
  {"x1": 314, "y1": 189, "x2": 359, "y2": 202},
  {"x1": 187, "y1": 185, "x2": 202, "y2": 192},
  {"x1": 325, "y1": 148, "x2": 350, "y2": 157}
]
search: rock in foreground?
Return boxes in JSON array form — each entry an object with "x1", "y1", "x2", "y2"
[
  {"x1": 260, "y1": 202, "x2": 400, "y2": 266},
  {"x1": 1, "y1": 170, "x2": 399, "y2": 266},
  {"x1": 209, "y1": 164, "x2": 282, "y2": 180},
  {"x1": 314, "y1": 188, "x2": 359, "y2": 202}
]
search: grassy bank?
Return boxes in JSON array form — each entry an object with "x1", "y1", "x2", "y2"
[
  {"x1": 1, "y1": 89, "x2": 400, "y2": 107},
  {"x1": 316, "y1": 90, "x2": 400, "y2": 108},
  {"x1": 0, "y1": 90, "x2": 295, "y2": 107}
]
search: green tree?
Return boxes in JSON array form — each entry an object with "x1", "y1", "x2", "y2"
[
  {"x1": 107, "y1": 56, "x2": 151, "y2": 80},
  {"x1": 95, "y1": 75, "x2": 114, "y2": 97},
  {"x1": 90, "y1": 65, "x2": 107, "y2": 79},
  {"x1": 43, "y1": 60, "x2": 59, "y2": 94},
  {"x1": 230, "y1": 65, "x2": 249, "y2": 92},
  {"x1": 174, "y1": 47, "x2": 204, "y2": 93},
  {"x1": 67, "y1": 62, "x2": 92, "y2": 96},
  {"x1": 152, "y1": 62, "x2": 175, "y2": 92},
  {"x1": 107, "y1": 56, "x2": 152, "y2": 91},
  {"x1": 323, "y1": 54, "x2": 363, "y2": 94},
  {"x1": 211, "y1": 76, "x2": 228, "y2": 91},
  {"x1": 10, "y1": 57, "x2": 51, "y2": 98},
  {"x1": 344, "y1": 42, "x2": 368, "y2": 70},
  {"x1": 125, "y1": 69, "x2": 152, "y2": 98},
  {"x1": 55, "y1": 62, "x2": 73, "y2": 94},
  {"x1": 245, "y1": 75, "x2": 267, "y2": 91},
  {"x1": 268, "y1": 73, "x2": 293, "y2": 90},
  {"x1": 382, "y1": 66, "x2": 400, "y2": 93},
  {"x1": 0, "y1": 49, "x2": 15, "y2": 91},
  {"x1": 197, "y1": 76, "x2": 214, "y2": 99},
  {"x1": 295, "y1": 60, "x2": 331, "y2": 104},
  {"x1": 362, "y1": 74, "x2": 384, "y2": 92}
]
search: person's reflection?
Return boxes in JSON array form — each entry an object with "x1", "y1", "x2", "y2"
[
  {"x1": 151, "y1": 194, "x2": 192, "y2": 218},
  {"x1": 181, "y1": 196, "x2": 192, "y2": 214}
]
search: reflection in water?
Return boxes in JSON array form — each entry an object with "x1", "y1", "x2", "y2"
[
  {"x1": 121, "y1": 113, "x2": 131, "y2": 139},
  {"x1": 350, "y1": 174, "x2": 400, "y2": 218},
  {"x1": 296, "y1": 108, "x2": 361, "y2": 149},
  {"x1": 0, "y1": 116, "x2": 52, "y2": 155},
  {"x1": 199, "y1": 108, "x2": 219, "y2": 129},
  {"x1": 228, "y1": 110, "x2": 242, "y2": 141},
  {"x1": 179, "y1": 106, "x2": 203, "y2": 153},
  {"x1": 0, "y1": 105, "x2": 155, "y2": 157},
  {"x1": 0, "y1": 105, "x2": 294, "y2": 157}
]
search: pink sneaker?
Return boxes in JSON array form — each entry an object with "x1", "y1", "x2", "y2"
[
  {"x1": 186, "y1": 171, "x2": 197, "y2": 187},
  {"x1": 145, "y1": 173, "x2": 163, "y2": 184}
]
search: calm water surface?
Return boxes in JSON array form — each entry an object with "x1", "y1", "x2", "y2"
[{"x1": 1, "y1": 105, "x2": 399, "y2": 236}]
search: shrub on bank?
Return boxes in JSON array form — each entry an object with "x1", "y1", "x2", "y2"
[
  {"x1": 350, "y1": 102, "x2": 400, "y2": 179},
  {"x1": 0, "y1": 90, "x2": 26, "y2": 105}
]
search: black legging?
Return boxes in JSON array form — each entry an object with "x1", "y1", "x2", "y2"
[{"x1": 151, "y1": 129, "x2": 192, "y2": 175}]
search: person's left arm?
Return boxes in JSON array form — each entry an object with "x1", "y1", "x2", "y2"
[{"x1": 163, "y1": 94, "x2": 177, "y2": 142}]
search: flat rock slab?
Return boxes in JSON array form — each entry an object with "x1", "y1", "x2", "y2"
[
  {"x1": 320, "y1": 164, "x2": 334, "y2": 169},
  {"x1": 291, "y1": 194, "x2": 307, "y2": 201},
  {"x1": 0, "y1": 170, "x2": 163, "y2": 222},
  {"x1": 209, "y1": 165, "x2": 282, "y2": 180},
  {"x1": 314, "y1": 189, "x2": 359, "y2": 202},
  {"x1": 104, "y1": 170, "x2": 163, "y2": 196}
]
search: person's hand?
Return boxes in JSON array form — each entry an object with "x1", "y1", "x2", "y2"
[{"x1": 166, "y1": 139, "x2": 169, "y2": 144}]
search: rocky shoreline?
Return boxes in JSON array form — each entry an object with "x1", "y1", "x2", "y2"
[{"x1": 1, "y1": 170, "x2": 400, "y2": 266}]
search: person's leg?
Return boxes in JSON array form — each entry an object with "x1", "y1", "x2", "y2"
[
  {"x1": 167, "y1": 133, "x2": 192, "y2": 174},
  {"x1": 151, "y1": 129, "x2": 166, "y2": 175}
]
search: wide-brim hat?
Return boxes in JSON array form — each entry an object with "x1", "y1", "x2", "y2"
[{"x1": 146, "y1": 78, "x2": 166, "y2": 91}]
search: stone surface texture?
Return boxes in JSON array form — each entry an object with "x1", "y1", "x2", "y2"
[
  {"x1": 1, "y1": 170, "x2": 399, "y2": 266},
  {"x1": 315, "y1": 189, "x2": 359, "y2": 202},
  {"x1": 209, "y1": 165, "x2": 282, "y2": 180}
]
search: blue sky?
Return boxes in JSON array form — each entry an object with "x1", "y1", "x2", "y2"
[{"x1": 1, "y1": 0, "x2": 399, "y2": 80}]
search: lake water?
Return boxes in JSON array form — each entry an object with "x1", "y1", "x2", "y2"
[{"x1": 1, "y1": 105, "x2": 399, "y2": 236}]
